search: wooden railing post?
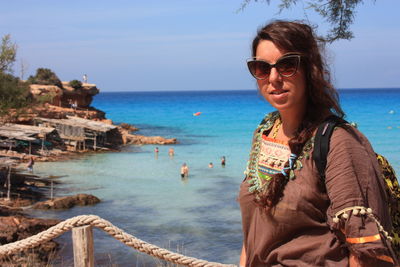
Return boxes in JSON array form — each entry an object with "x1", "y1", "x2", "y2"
[
  {"x1": 72, "y1": 225, "x2": 94, "y2": 267},
  {"x1": 6, "y1": 166, "x2": 11, "y2": 201}
]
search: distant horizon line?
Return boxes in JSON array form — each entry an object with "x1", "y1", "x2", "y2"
[{"x1": 99, "y1": 87, "x2": 400, "y2": 93}]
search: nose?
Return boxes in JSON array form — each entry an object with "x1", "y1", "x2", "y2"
[{"x1": 268, "y1": 67, "x2": 282, "y2": 84}]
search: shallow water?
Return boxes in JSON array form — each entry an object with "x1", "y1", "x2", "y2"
[{"x1": 28, "y1": 89, "x2": 400, "y2": 266}]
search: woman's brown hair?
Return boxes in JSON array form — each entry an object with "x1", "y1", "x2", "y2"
[{"x1": 251, "y1": 20, "x2": 345, "y2": 207}]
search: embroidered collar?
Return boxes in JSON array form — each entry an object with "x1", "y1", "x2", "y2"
[{"x1": 244, "y1": 111, "x2": 314, "y2": 196}]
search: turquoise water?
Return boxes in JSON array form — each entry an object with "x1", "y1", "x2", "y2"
[{"x1": 29, "y1": 89, "x2": 400, "y2": 266}]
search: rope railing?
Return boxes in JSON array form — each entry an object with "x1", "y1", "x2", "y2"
[{"x1": 0, "y1": 214, "x2": 236, "y2": 267}]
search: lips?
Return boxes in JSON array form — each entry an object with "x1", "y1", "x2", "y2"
[{"x1": 270, "y1": 90, "x2": 288, "y2": 95}]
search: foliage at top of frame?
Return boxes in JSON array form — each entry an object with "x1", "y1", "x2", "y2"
[{"x1": 239, "y1": 0, "x2": 368, "y2": 43}]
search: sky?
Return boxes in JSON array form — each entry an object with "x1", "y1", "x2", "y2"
[{"x1": 1, "y1": 0, "x2": 399, "y2": 92}]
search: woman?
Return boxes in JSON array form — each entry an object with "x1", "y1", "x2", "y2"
[{"x1": 238, "y1": 20, "x2": 398, "y2": 267}]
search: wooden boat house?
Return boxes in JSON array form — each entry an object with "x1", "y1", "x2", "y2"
[
  {"x1": 0, "y1": 124, "x2": 58, "y2": 154},
  {"x1": 34, "y1": 116, "x2": 118, "y2": 151}
]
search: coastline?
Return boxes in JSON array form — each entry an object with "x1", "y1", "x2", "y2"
[{"x1": 0, "y1": 85, "x2": 178, "y2": 265}]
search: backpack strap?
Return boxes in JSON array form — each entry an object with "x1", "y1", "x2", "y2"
[{"x1": 313, "y1": 115, "x2": 347, "y2": 179}]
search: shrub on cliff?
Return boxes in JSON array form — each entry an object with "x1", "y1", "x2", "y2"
[
  {"x1": 27, "y1": 68, "x2": 62, "y2": 88},
  {"x1": 0, "y1": 72, "x2": 31, "y2": 115},
  {"x1": 69, "y1": 79, "x2": 82, "y2": 90}
]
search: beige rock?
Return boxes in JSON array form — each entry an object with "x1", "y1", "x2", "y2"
[
  {"x1": 29, "y1": 82, "x2": 100, "y2": 108},
  {"x1": 102, "y1": 119, "x2": 113, "y2": 125},
  {"x1": 30, "y1": 84, "x2": 63, "y2": 106},
  {"x1": 126, "y1": 134, "x2": 177, "y2": 145},
  {"x1": 33, "y1": 193, "x2": 100, "y2": 210}
]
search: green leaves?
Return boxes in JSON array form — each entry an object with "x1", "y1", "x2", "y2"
[
  {"x1": 237, "y1": 0, "x2": 272, "y2": 12},
  {"x1": 27, "y1": 68, "x2": 62, "y2": 88},
  {"x1": 239, "y1": 0, "x2": 370, "y2": 42},
  {"x1": 0, "y1": 35, "x2": 66, "y2": 119},
  {"x1": 0, "y1": 72, "x2": 31, "y2": 116},
  {"x1": 0, "y1": 34, "x2": 17, "y2": 74},
  {"x1": 0, "y1": 35, "x2": 31, "y2": 117},
  {"x1": 69, "y1": 79, "x2": 83, "y2": 90},
  {"x1": 308, "y1": 0, "x2": 364, "y2": 42}
]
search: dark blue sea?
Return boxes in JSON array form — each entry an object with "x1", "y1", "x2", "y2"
[{"x1": 30, "y1": 88, "x2": 400, "y2": 266}]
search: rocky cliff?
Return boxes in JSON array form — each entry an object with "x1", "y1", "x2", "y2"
[{"x1": 29, "y1": 82, "x2": 99, "y2": 108}]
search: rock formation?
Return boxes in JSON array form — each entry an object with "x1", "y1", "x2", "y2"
[
  {"x1": 60, "y1": 82, "x2": 99, "y2": 108},
  {"x1": 29, "y1": 82, "x2": 100, "y2": 108},
  {"x1": 29, "y1": 84, "x2": 63, "y2": 106},
  {"x1": 0, "y1": 206, "x2": 60, "y2": 266},
  {"x1": 8, "y1": 81, "x2": 178, "y2": 155},
  {"x1": 124, "y1": 134, "x2": 177, "y2": 145},
  {"x1": 33, "y1": 193, "x2": 101, "y2": 210}
]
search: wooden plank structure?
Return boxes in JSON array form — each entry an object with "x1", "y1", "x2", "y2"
[
  {"x1": 0, "y1": 124, "x2": 56, "y2": 136},
  {"x1": 0, "y1": 124, "x2": 57, "y2": 155},
  {"x1": 34, "y1": 116, "x2": 117, "y2": 151}
]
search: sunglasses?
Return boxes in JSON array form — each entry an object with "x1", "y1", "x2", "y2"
[{"x1": 246, "y1": 54, "x2": 302, "y2": 80}]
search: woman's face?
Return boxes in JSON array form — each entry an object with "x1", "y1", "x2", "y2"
[{"x1": 255, "y1": 40, "x2": 307, "y2": 115}]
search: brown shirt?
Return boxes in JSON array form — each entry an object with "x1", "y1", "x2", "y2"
[{"x1": 239, "y1": 125, "x2": 396, "y2": 267}]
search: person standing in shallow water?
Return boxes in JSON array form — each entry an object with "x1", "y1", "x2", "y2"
[
  {"x1": 27, "y1": 156, "x2": 34, "y2": 173},
  {"x1": 238, "y1": 20, "x2": 398, "y2": 267},
  {"x1": 168, "y1": 148, "x2": 174, "y2": 157},
  {"x1": 154, "y1": 147, "x2": 159, "y2": 158},
  {"x1": 221, "y1": 156, "x2": 226, "y2": 167},
  {"x1": 180, "y1": 163, "x2": 189, "y2": 179}
]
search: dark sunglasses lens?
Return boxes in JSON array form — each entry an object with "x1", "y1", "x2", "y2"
[
  {"x1": 276, "y1": 56, "x2": 299, "y2": 77},
  {"x1": 248, "y1": 61, "x2": 271, "y2": 79}
]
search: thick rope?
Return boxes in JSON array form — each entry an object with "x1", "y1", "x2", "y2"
[{"x1": 0, "y1": 214, "x2": 236, "y2": 267}]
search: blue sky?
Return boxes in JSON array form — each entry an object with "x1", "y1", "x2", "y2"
[{"x1": 1, "y1": 0, "x2": 399, "y2": 91}]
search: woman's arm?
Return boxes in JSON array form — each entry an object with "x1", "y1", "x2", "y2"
[
  {"x1": 240, "y1": 244, "x2": 246, "y2": 267},
  {"x1": 325, "y1": 128, "x2": 396, "y2": 266}
]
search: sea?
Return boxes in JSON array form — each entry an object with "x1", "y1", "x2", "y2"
[{"x1": 28, "y1": 88, "x2": 400, "y2": 266}]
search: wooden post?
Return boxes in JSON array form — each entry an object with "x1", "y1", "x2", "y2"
[
  {"x1": 6, "y1": 166, "x2": 11, "y2": 200},
  {"x1": 72, "y1": 225, "x2": 94, "y2": 267},
  {"x1": 93, "y1": 133, "x2": 97, "y2": 151},
  {"x1": 50, "y1": 181, "x2": 54, "y2": 200},
  {"x1": 42, "y1": 133, "x2": 47, "y2": 154}
]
